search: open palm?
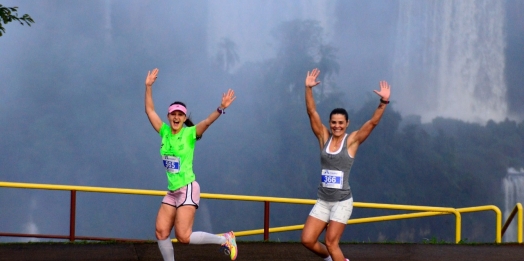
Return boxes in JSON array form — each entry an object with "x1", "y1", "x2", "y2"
[
  {"x1": 373, "y1": 80, "x2": 391, "y2": 100},
  {"x1": 145, "y1": 68, "x2": 159, "y2": 86},
  {"x1": 305, "y1": 68, "x2": 321, "y2": 88},
  {"x1": 220, "y1": 89, "x2": 236, "y2": 109}
]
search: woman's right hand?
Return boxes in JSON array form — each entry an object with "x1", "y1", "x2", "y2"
[
  {"x1": 220, "y1": 89, "x2": 237, "y2": 109},
  {"x1": 305, "y1": 68, "x2": 321, "y2": 88},
  {"x1": 145, "y1": 68, "x2": 159, "y2": 87}
]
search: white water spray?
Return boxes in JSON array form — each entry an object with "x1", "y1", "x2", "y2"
[
  {"x1": 502, "y1": 168, "x2": 524, "y2": 242},
  {"x1": 197, "y1": 202, "x2": 214, "y2": 233},
  {"x1": 104, "y1": 0, "x2": 113, "y2": 44},
  {"x1": 206, "y1": 0, "x2": 337, "y2": 65},
  {"x1": 20, "y1": 197, "x2": 40, "y2": 242},
  {"x1": 393, "y1": 0, "x2": 506, "y2": 123}
]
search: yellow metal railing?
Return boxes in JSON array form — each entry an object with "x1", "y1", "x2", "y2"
[
  {"x1": 501, "y1": 203, "x2": 523, "y2": 243},
  {"x1": 354, "y1": 202, "x2": 461, "y2": 243},
  {"x1": 457, "y1": 205, "x2": 502, "y2": 243},
  {"x1": 0, "y1": 181, "x2": 167, "y2": 196},
  {"x1": 0, "y1": 181, "x2": 520, "y2": 244},
  {"x1": 236, "y1": 211, "x2": 452, "y2": 235}
]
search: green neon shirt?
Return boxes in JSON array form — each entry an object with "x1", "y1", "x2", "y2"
[{"x1": 159, "y1": 123, "x2": 196, "y2": 191}]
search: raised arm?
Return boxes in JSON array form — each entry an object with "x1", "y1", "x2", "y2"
[
  {"x1": 351, "y1": 80, "x2": 391, "y2": 146},
  {"x1": 305, "y1": 68, "x2": 329, "y2": 148},
  {"x1": 145, "y1": 68, "x2": 163, "y2": 133},
  {"x1": 195, "y1": 89, "x2": 236, "y2": 137}
]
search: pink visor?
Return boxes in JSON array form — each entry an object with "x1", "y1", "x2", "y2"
[{"x1": 168, "y1": 104, "x2": 187, "y2": 115}]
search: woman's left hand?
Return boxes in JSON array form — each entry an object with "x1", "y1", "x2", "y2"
[
  {"x1": 145, "y1": 68, "x2": 159, "y2": 87},
  {"x1": 373, "y1": 81, "x2": 391, "y2": 101},
  {"x1": 220, "y1": 89, "x2": 236, "y2": 109}
]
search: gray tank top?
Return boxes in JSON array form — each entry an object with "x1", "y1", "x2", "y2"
[{"x1": 317, "y1": 134, "x2": 354, "y2": 201}]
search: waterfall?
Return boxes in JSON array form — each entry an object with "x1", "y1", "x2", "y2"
[
  {"x1": 393, "y1": 0, "x2": 506, "y2": 123},
  {"x1": 104, "y1": 0, "x2": 113, "y2": 44},
  {"x1": 502, "y1": 168, "x2": 524, "y2": 242}
]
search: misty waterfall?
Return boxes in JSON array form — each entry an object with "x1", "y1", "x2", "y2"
[
  {"x1": 393, "y1": 0, "x2": 506, "y2": 123},
  {"x1": 503, "y1": 168, "x2": 524, "y2": 242}
]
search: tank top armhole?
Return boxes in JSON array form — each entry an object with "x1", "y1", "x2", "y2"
[{"x1": 343, "y1": 134, "x2": 355, "y2": 158}]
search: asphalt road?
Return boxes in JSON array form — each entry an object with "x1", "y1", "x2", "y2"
[{"x1": 1, "y1": 242, "x2": 524, "y2": 261}]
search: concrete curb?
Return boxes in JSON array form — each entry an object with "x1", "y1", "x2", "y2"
[{"x1": 1, "y1": 242, "x2": 524, "y2": 261}]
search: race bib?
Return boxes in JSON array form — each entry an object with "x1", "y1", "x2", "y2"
[
  {"x1": 321, "y1": 169, "x2": 343, "y2": 189},
  {"x1": 163, "y1": 156, "x2": 180, "y2": 173}
]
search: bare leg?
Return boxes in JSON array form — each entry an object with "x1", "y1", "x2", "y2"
[
  {"x1": 301, "y1": 215, "x2": 330, "y2": 258},
  {"x1": 325, "y1": 220, "x2": 346, "y2": 261},
  {"x1": 156, "y1": 204, "x2": 177, "y2": 240},
  {"x1": 156, "y1": 204, "x2": 177, "y2": 261},
  {"x1": 173, "y1": 205, "x2": 196, "y2": 244}
]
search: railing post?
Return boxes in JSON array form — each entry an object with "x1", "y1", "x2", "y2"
[
  {"x1": 454, "y1": 210, "x2": 461, "y2": 244},
  {"x1": 264, "y1": 201, "x2": 270, "y2": 241},
  {"x1": 69, "y1": 190, "x2": 76, "y2": 242},
  {"x1": 518, "y1": 203, "x2": 523, "y2": 244}
]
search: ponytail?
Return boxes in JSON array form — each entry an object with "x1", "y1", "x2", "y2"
[{"x1": 184, "y1": 118, "x2": 195, "y2": 127}]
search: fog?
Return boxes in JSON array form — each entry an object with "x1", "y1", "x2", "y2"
[{"x1": 1, "y1": 0, "x2": 523, "y2": 243}]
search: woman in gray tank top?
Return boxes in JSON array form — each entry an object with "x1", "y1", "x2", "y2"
[{"x1": 301, "y1": 68, "x2": 391, "y2": 261}]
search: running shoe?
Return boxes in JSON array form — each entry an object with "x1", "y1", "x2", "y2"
[{"x1": 220, "y1": 231, "x2": 238, "y2": 260}]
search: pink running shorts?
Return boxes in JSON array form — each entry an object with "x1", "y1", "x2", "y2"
[{"x1": 162, "y1": 181, "x2": 200, "y2": 208}]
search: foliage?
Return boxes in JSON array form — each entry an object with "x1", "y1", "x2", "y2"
[
  {"x1": 0, "y1": 5, "x2": 34, "y2": 37},
  {"x1": 422, "y1": 236, "x2": 451, "y2": 244},
  {"x1": 3, "y1": 9, "x2": 522, "y2": 243},
  {"x1": 257, "y1": 19, "x2": 346, "y2": 199},
  {"x1": 219, "y1": 18, "x2": 524, "y2": 243},
  {"x1": 215, "y1": 37, "x2": 240, "y2": 72}
]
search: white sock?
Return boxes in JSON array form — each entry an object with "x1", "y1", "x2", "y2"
[
  {"x1": 323, "y1": 256, "x2": 333, "y2": 261},
  {"x1": 189, "y1": 231, "x2": 227, "y2": 245},
  {"x1": 157, "y1": 238, "x2": 175, "y2": 261}
]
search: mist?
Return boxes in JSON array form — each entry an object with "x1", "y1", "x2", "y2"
[{"x1": 1, "y1": 0, "x2": 524, "y2": 243}]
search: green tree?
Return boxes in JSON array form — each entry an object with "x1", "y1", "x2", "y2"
[
  {"x1": 255, "y1": 19, "x2": 345, "y2": 199},
  {"x1": 215, "y1": 37, "x2": 240, "y2": 72},
  {"x1": 0, "y1": 5, "x2": 34, "y2": 37}
]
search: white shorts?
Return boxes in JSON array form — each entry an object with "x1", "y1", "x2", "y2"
[{"x1": 309, "y1": 197, "x2": 353, "y2": 224}]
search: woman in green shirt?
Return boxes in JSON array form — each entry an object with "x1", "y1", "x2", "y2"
[{"x1": 144, "y1": 68, "x2": 238, "y2": 261}]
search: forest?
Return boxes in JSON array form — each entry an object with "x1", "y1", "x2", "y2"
[
  {"x1": 201, "y1": 19, "x2": 524, "y2": 243},
  {"x1": 1, "y1": 10, "x2": 523, "y2": 243}
]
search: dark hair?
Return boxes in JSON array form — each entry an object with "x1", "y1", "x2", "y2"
[
  {"x1": 169, "y1": 101, "x2": 201, "y2": 140},
  {"x1": 329, "y1": 108, "x2": 349, "y2": 122}
]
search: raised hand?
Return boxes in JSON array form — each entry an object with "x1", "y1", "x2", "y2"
[
  {"x1": 305, "y1": 68, "x2": 321, "y2": 88},
  {"x1": 220, "y1": 89, "x2": 236, "y2": 109},
  {"x1": 145, "y1": 68, "x2": 159, "y2": 87},
  {"x1": 373, "y1": 80, "x2": 391, "y2": 101}
]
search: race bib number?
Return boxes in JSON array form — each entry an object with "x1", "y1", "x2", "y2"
[
  {"x1": 163, "y1": 156, "x2": 180, "y2": 173},
  {"x1": 321, "y1": 169, "x2": 343, "y2": 189}
]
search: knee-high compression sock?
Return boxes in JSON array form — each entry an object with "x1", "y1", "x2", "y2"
[
  {"x1": 189, "y1": 231, "x2": 227, "y2": 245},
  {"x1": 158, "y1": 238, "x2": 175, "y2": 261}
]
